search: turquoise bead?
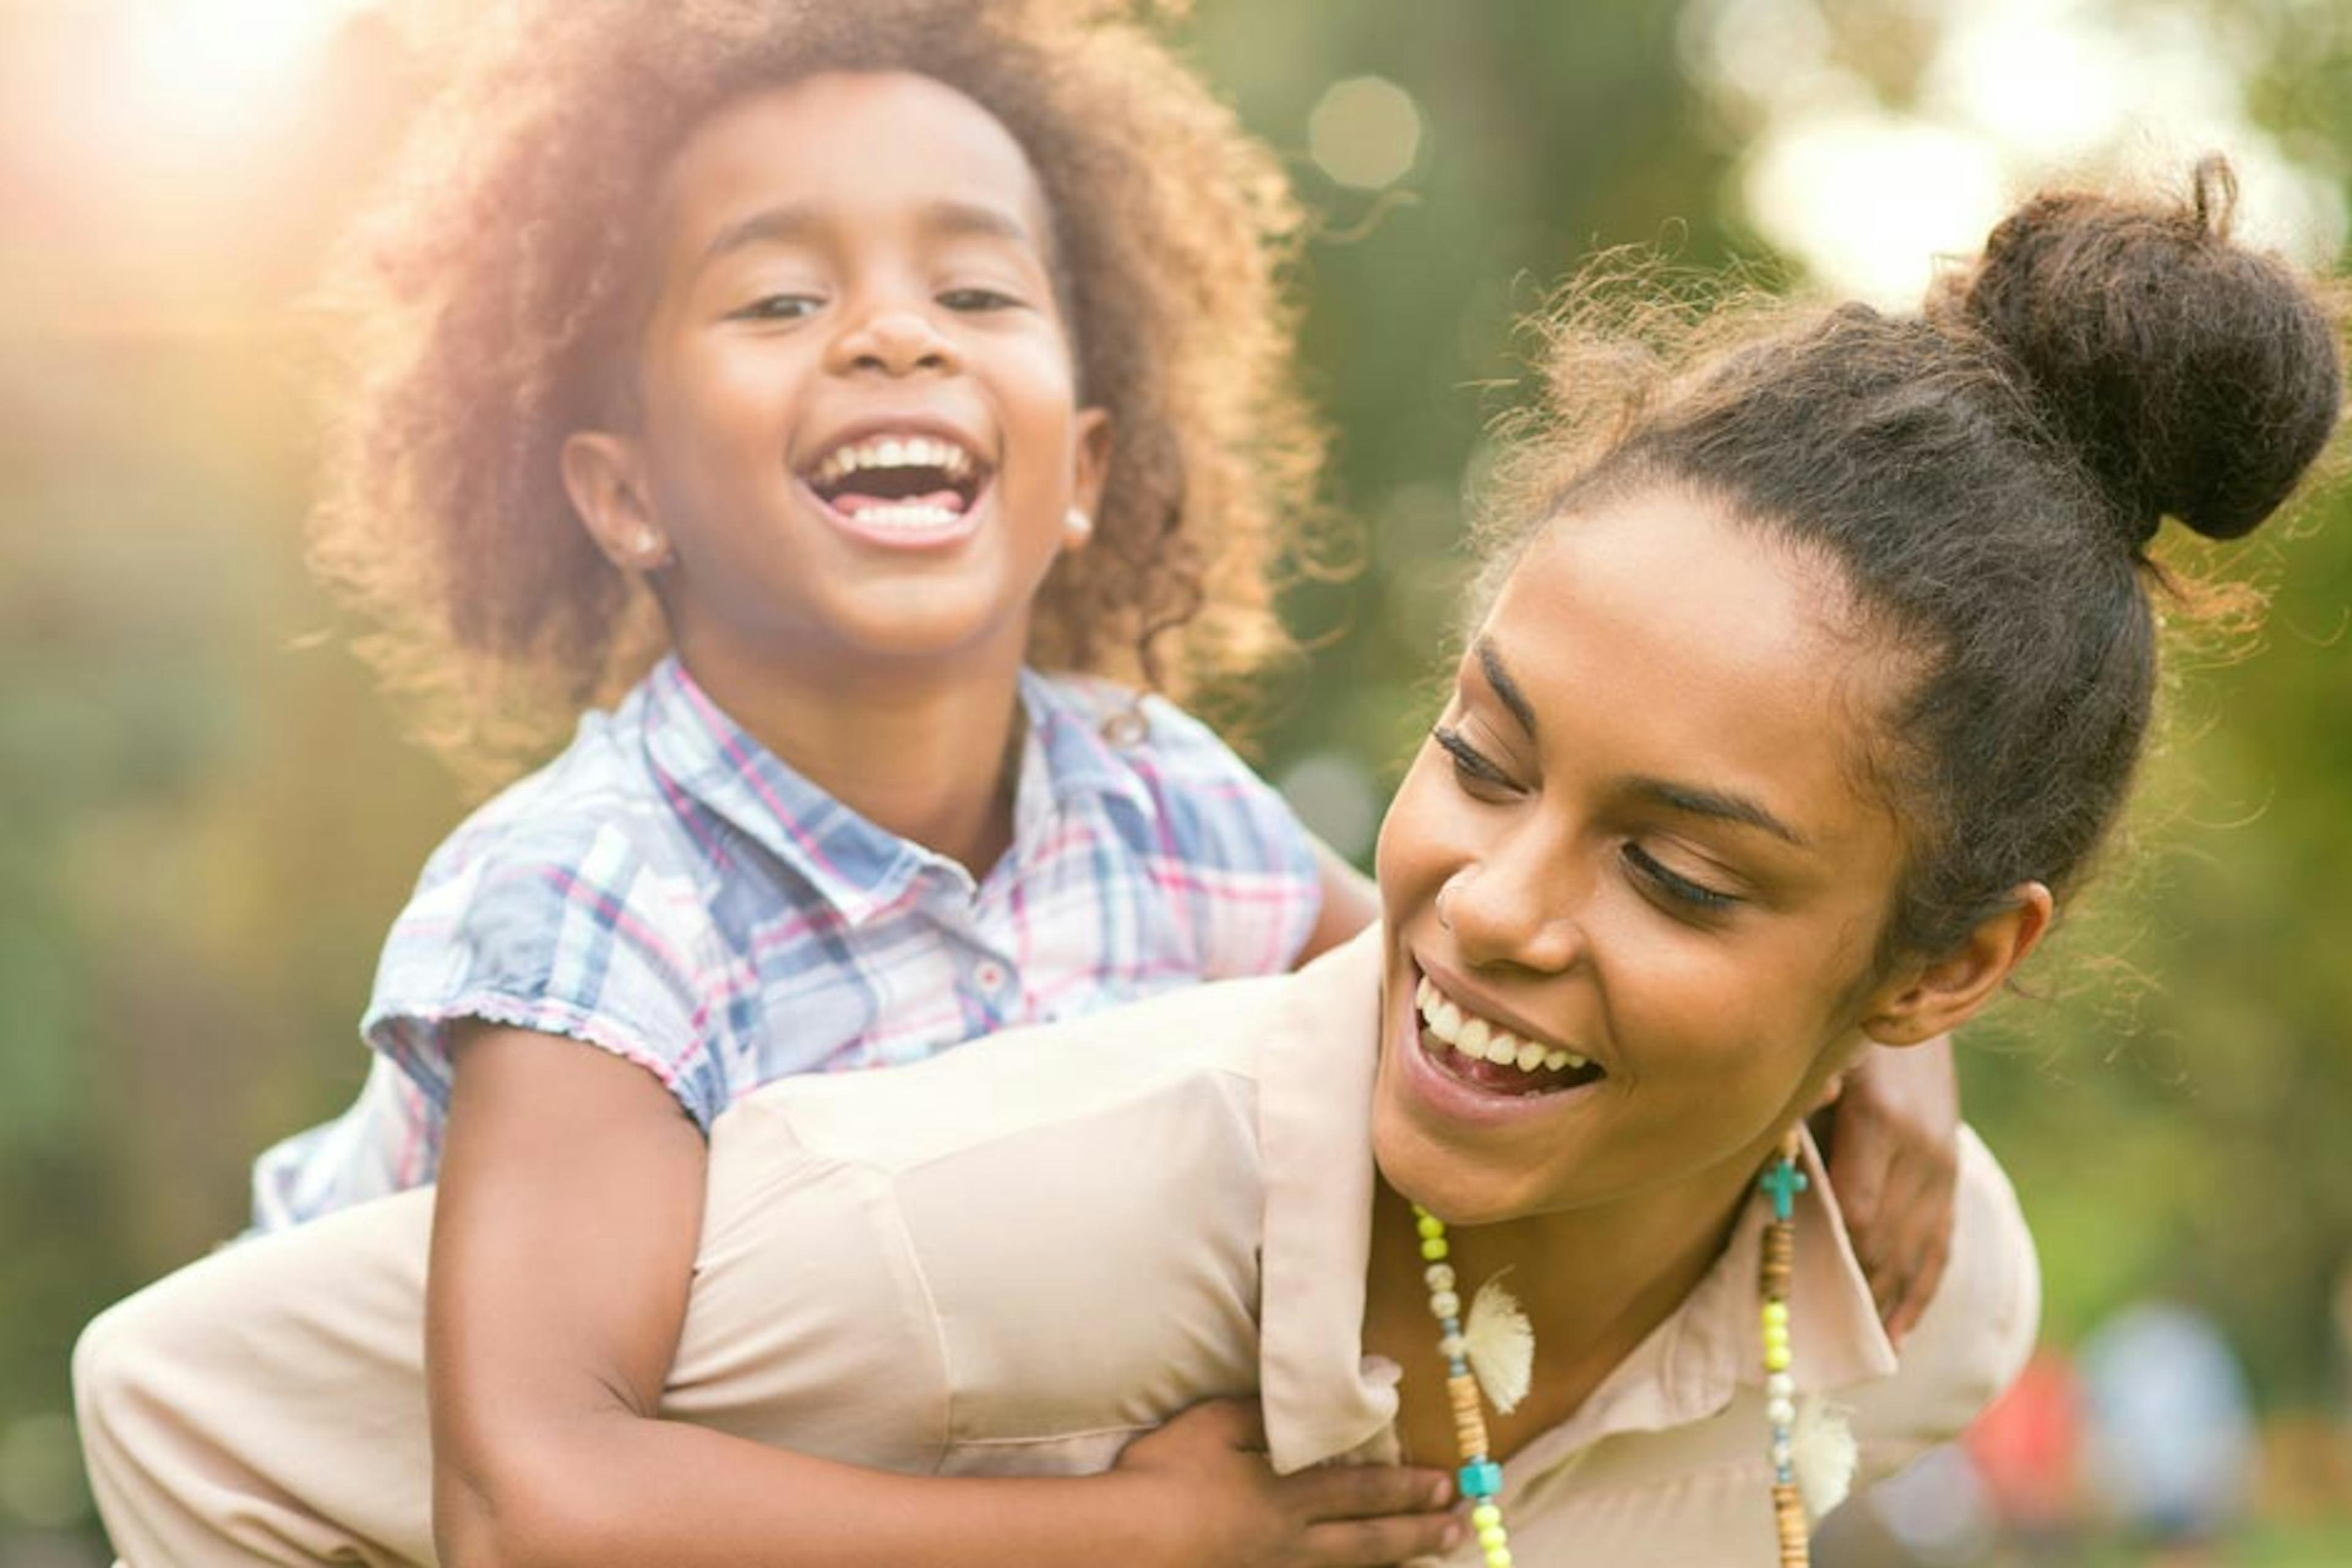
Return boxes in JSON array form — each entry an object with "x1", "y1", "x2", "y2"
[{"x1": 1458, "y1": 1459, "x2": 1504, "y2": 1498}]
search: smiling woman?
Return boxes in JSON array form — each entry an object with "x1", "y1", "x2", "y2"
[{"x1": 74, "y1": 164, "x2": 2342, "y2": 1566}]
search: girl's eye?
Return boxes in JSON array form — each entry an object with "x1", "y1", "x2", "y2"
[
  {"x1": 938, "y1": 286, "x2": 1023, "y2": 312},
  {"x1": 731, "y1": 293, "x2": 824, "y2": 322},
  {"x1": 1431, "y1": 726, "x2": 1521, "y2": 797},
  {"x1": 1622, "y1": 843, "x2": 1741, "y2": 914}
]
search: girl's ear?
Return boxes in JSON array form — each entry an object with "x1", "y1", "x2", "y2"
[
  {"x1": 1858, "y1": 882, "x2": 2054, "y2": 1046},
  {"x1": 561, "y1": 430, "x2": 673, "y2": 571},
  {"x1": 1066, "y1": 408, "x2": 1114, "y2": 547}
]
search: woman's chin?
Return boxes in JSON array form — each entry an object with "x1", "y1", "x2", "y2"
[{"x1": 1370, "y1": 1108, "x2": 1552, "y2": 1229}]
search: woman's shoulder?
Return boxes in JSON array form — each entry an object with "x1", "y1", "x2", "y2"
[
  {"x1": 1844, "y1": 1125, "x2": 2040, "y2": 1466},
  {"x1": 723, "y1": 963, "x2": 1305, "y2": 1164}
]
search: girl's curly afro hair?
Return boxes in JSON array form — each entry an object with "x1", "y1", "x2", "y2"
[{"x1": 314, "y1": 0, "x2": 1320, "y2": 775}]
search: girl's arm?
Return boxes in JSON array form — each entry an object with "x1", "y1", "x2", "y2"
[
  {"x1": 428, "y1": 1023, "x2": 1460, "y2": 1568},
  {"x1": 1297, "y1": 839, "x2": 1381, "y2": 963}
]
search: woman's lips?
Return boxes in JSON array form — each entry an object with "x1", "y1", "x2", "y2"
[{"x1": 1414, "y1": 973, "x2": 1604, "y2": 1098}]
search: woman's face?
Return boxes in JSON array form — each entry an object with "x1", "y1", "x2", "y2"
[{"x1": 1372, "y1": 486, "x2": 1916, "y2": 1226}]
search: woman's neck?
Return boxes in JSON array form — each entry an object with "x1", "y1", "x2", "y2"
[
  {"x1": 1362, "y1": 1151, "x2": 1768, "y2": 1464},
  {"x1": 673, "y1": 634, "x2": 1028, "y2": 879}
]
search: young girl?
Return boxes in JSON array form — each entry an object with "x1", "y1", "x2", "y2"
[
  {"x1": 79, "y1": 162, "x2": 2342, "y2": 1566},
  {"x1": 106, "y1": 0, "x2": 1953, "y2": 1559},
  {"x1": 236, "y1": 1, "x2": 1460, "y2": 1559}
]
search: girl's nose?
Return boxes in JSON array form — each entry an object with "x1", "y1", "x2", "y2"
[{"x1": 829, "y1": 300, "x2": 959, "y2": 377}]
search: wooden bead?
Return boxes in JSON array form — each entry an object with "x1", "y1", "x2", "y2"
[{"x1": 1773, "y1": 1480, "x2": 1809, "y2": 1566}]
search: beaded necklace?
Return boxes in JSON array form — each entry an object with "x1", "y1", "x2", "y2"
[{"x1": 1409, "y1": 1129, "x2": 1825, "y2": 1567}]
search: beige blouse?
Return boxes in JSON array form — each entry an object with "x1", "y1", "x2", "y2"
[{"x1": 78, "y1": 930, "x2": 2038, "y2": 1566}]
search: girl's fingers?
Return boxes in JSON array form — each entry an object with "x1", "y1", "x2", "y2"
[
  {"x1": 1283, "y1": 1462, "x2": 1453, "y2": 1522},
  {"x1": 1882, "y1": 1230, "x2": 1951, "y2": 1347},
  {"x1": 1302, "y1": 1511, "x2": 1466, "y2": 1566}
]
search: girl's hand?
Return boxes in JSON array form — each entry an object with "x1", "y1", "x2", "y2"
[
  {"x1": 1114, "y1": 1398, "x2": 1462, "y2": 1567},
  {"x1": 1823, "y1": 1035, "x2": 1961, "y2": 1346}
]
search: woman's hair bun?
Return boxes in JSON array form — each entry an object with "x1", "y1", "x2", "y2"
[{"x1": 1948, "y1": 156, "x2": 2342, "y2": 547}]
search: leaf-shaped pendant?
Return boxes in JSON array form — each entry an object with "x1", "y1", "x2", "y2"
[
  {"x1": 1790, "y1": 1394, "x2": 1856, "y2": 1520},
  {"x1": 1463, "y1": 1272, "x2": 1535, "y2": 1415}
]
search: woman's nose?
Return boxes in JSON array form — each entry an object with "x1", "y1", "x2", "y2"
[{"x1": 1441, "y1": 848, "x2": 1587, "y2": 974}]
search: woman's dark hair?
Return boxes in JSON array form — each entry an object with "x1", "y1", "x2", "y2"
[
  {"x1": 314, "y1": 0, "x2": 1317, "y2": 775},
  {"x1": 1477, "y1": 159, "x2": 2343, "y2": 959}
]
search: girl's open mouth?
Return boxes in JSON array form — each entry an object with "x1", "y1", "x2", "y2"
[{"x1": 800, "y1": 431, "x2": 993, "y2": 548}]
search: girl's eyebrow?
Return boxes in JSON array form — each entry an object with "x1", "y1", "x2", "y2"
[
  {"x1": 701, "y1": 203, "x2": 826, "y2": 266},
  {"x1": 701, "y1": 199, "x2": 1034, "y2": 270},
  {"x1": 1473, "y1": 635, "x2": 1807, "y2": 848},
  {"x1": 918, "y1": 198, "x2": 1033, "y2": 246}
]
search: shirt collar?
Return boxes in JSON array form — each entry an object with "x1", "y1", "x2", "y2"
[
  {"x1": 1255, "y1": 927, "x2": 1397, "y2": 1474},
  {"x1": 636, "y1": 657, "x2": 1150, "y2": 924},
  {"x1": 1009, "y1": 671, "x2": 1158, "y2": 834},
  {"x1": 1252, "y1": 929, "x2": 1898, "y2": 1476}
]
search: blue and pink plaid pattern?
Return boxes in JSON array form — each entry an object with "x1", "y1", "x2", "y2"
[{"x1": 249, "y1": 655, "x2": 1321, "y2": 1230}]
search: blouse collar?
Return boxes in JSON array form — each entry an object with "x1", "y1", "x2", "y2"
[{"x1": 1251, "y1": 930, "x2": 1898, "y2": 1477}]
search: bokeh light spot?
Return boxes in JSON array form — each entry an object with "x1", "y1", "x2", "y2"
[{"x1": 1308, "y1": 75, "x2": 1423, "y2": 190}]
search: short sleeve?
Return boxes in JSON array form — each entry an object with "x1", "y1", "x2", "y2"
[
  {"x1": 1126, "y1": 693, "x2": 1324, "y2": 979},
  {"x1": 1845, "y1": 1125, "x2": 2041, "y2": 1480},
  {"x1": 361, "y1": 814, "x2": 731, "y2": 1131}
]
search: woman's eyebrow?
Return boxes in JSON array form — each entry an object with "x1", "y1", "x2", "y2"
[
  {"x1": 1629, "y1": 778, "x2": 1807, "y2": 848},
  {"x1": 1475, "y1": 635, "x2": 1806, "y2": 848},
  {"x1": 1473, "y1": 637, "x2": 1539, "y2": 739}
]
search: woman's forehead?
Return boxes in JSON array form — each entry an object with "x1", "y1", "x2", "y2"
[{"x1": 1476, "y1": 492, "x2": 1901, "y2": 851}]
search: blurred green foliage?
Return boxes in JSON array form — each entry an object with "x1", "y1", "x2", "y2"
[{"x1": 1, "y1": 0, "x2": 2348, "y2": 1553}]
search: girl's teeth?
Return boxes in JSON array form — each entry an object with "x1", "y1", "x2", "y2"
[
  {"x1": 815, "y1": 435, "x2": 978, "y2": 484},
  {"x1": 1543, "y1": 1050, "x2": 1572, "y2": 1073},
  {"x1": 1483, "y1": 1034, "x2": 1519, "y2": 1066},
  {"x1": 1457, "y1": 1017, "x2": 1490, "y2": 1057},
  {"x1": 1515, "y1": 1041, "x2": 1547, "y2": 1072},
  {"x1": 1433, "y1": 1000, "x2": 1463, "y2": 1038},
  {"x1": 854, "y1": 503, "x2": 959, "y2": 530}
]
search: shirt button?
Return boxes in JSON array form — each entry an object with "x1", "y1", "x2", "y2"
[{"x1": 973, "y1": 960, "x2": 1008, "y2": 993}]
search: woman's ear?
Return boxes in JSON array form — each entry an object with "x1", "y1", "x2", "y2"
[
  {"x1": 561, "y1": 430, "x2": 672, "y2": 572},
  {"x1": 1859, "y1": 882, "x2": 2054, "y2": 1046}
]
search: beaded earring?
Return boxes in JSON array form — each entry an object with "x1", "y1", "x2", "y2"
[{"x1": 1759, "y1": 1129, "x2": 1809, "y2": 1566}]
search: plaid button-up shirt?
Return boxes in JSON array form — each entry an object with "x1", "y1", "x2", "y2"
[{"x1": 251, "y1": 656, "x2": 1321, "y2": 1230}]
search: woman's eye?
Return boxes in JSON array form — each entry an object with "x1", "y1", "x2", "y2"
[
  {"x1": 1431, "y1": 726, "x2": 1520, "y2": 796},
  {"x1": 1623, "y1": 843, "x2": 1741, "y2": 914},
  {"x1": 731, "y1": 293, "x2": 824, "y2": 322},
  {"x1": 938, "y1": 286, "x2": 1022, "y2": 312}
]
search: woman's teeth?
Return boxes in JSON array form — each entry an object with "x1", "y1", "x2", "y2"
[{"x1": 1414, "y1": 976, "x2": 1595, "y2": 1090}]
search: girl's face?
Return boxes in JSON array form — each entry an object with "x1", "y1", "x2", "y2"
[
  {"x1": 1372, "y1": 487, "x2": 1921, "y2": 1226},
  {"x1": 575, "y1": 72, "x2": 1109, "y2": 682}
]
